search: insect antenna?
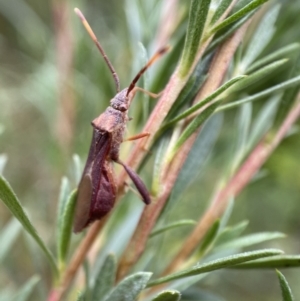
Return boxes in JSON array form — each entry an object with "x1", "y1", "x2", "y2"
[
  {"x1": 74, "y1": 8, "x2": 120, "y2": 92},
  {"x1": 126, "y1": 46, "x2": 170, "y2": 97}
]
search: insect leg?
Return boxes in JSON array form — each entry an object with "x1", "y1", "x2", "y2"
[
  {"x1": 130, "y1": 86, "x2": 164, "y2": 99},
  {"x1": 123, "y1": 132, "x2": 150, "y2": 142},
  {"x1": 123, "y1": 181, "x2": 146, "y2": 199},
  {"x1": 115, "y1": 159, "x2": 151, "y2": 205}
]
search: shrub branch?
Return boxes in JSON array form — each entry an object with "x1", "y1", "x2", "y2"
[{"x1": 162, "y1": 95, "x2": 300, "y2": 276}]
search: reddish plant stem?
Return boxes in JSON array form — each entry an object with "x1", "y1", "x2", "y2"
[
  {"x1": 117, "y1": 134, "x2": 195, "y2": 280},
  {"x1": 115, "y1": 67, "x2": 203, "y2": 282},
  {"x1": 119, "y1": 71, "x2": 192, "y2": 179},
  {"x1": 49, "y1": 1, "x2": 241, "y2": 298},
  {"x1": 48, "y1": 219, "x2": 107, "y2": 301},
  {"x1": 117, "y1": 0, "x2": 239, "y2": 183},
  {"x1": 116, "y1": 11, "x2": 248, "y2": 281},
  {"x1": 195, "y1": 17, "x2": 251, "y2": 103},
  {"x1": 115, "y1": 31, "x2": 221, "y2": 278},
  {"x1": 162, "y1": 97, "x2": 300, "y2": 276},
  {"x1": 49, "y1": 72, "x2": 187, "y2": 301},
  {"x1": 117, "y1": 27, "x2": 217, "y2": 184},
  {"x1": 49, "y1": 19, "x2": 192, "y2": 301},
  {"x1": 154, "y1": 18, "x2": 250, "y2": 279}
]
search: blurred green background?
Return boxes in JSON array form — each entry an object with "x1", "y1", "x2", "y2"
[{"x1": 0, "y1": 0, "x2": 299, "y2": 300}]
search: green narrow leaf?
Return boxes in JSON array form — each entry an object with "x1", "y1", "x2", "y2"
[
  {"x1": 167, "y1": 54, "x2": 213, "y2": 120},
  {"x1": 216, "y1": 232, "x2": 286, "y2": 250},
  {"x1": 247, "y1": 43, "x2": 300, "y2": 73},
  {"x1": 137, "y1": 42, "x2": 149, "y2": 92},
  {"x1": 168, "y1": 75, "x2": 198, "y2": 117},
  {"x1": 151, "y1": 290, "x2": 181, "y2": 301},
  {"x1": 163, "y1": 76, "x2": 245, "y2": 129},
  {"x1": 103, "y1": 272, "x2": 152, "y2": 301},
  {"x1": 91, "y1": 254, "x2": 117, "y2": 301},
  {"x1": 215, "y1": 220, "x2": 249, "y2": 247},
  {"x1": 230, "y1": 255, "x2": 300, "y2": 269},
  {"x1": 211, "y1": 0, "x2": 269, "y2": 34},
  {"x1": 206, "y1": 13, "x2": 254, "y2": 54},
  {"x1": 12, "y1": 275, "x2": 40, "y2": 301},
  {"x1": 57, "y1": 189, "x2": 77, "y2": 265},
  {"x1": 242, "y1": 4, "x2": 281, "y2": 69},
  {"x1": 169, "y1": 274, "x2": 207, "y2": 294},
  {"x1": 219, "y1": 197, "x2": 234, "y2": 229},
  {"x1": 232, "y1": 103, "x2": 252, "y2": 168},
  {"x1": 152, "y1": 137, "x2": 170, "y2": 196},
  {"x1": 231, "y1": 59, "x2": 288, "y2": 92},
  {"x1": 0, "y1": 175, "x2": 58, "y2": 274},
  {"x1": 0, "y1": 219, "x2": 21, "y2": 263},
  {"x1": 196, "y1": 219, "x2": 220, "y2": 256},
  {"x1": 247, "y1": 95, "x2": 280, "y2": 151},
  {"x1": 150, "y1": 220, "x2": 196, "y2": 238},
  {"x1": 276, "y1": 270, "x2": 294, "y2": 301},
  {"x1": 73, "y1": 154, "x2": 82, "y2": 184},
  {"x1": 218, "y1": 74, "x2": 300, "y2": 111},
  {"x1": 56, "y1": 177, "x2": 70, "y2": 237},
  {"x1": 274, "y1": 50, "x2": 300, "y2": 129},
  {"x1": 232, "y1": 0, "x2": 254, "y2": 13},
  {"x1": 169, "y1": 101, "x2": 221, "y2": 161},
  {"x1": 83, "y1": 260, "x2": 91, "y2": 301},
  {"x1": 76, "y1": 292, "x2": 85, "y2": 301},
  {"x1": 210, "y1": 0, "x2": 234, "y2": 24},
  {"x1": 147, "y1": 249, "x2": 283, "y2": 287},
  {"x1": 166, "y1": 114, "x2": 222, "y2": 213},
  {"x1": 0, "y1": 154, "x2": 7, "y2": 174},
  {"x1": 179, "y1": 0, "x2": 212, "y2": 77},
  {"x1": 274, "y1": 88, "x2": 300, "y2": 132}
]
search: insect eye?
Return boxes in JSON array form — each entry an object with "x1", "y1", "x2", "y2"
[
  {"x1": 118, "y1": 104, "x2": 127, "y2": 111},
  {"x1": 110, "y1": 98, "x2": 128, "y2": 111}
]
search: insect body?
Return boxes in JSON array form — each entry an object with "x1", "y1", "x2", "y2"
[{"x1": 73, "y1": 8, "x2": 168, "y2": 232}]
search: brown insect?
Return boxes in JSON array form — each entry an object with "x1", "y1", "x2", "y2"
[{"x1": 73, "y1": 8, "x2": 168, "y2": 232}]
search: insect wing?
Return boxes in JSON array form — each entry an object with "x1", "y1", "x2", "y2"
[
  {"x1": 73, "y1": 173, "x2": 93, "y2": 232},
  {"x1": 73, "y1": 130, "x2": 111, "y2": 232},
  {"x1": 89, "y1": 161, "x2": 116, "y2": 223}
]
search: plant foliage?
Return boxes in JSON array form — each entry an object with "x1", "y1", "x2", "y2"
[{"x1": 0, "y1": 0, "x2": 299, "y2": 300}]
